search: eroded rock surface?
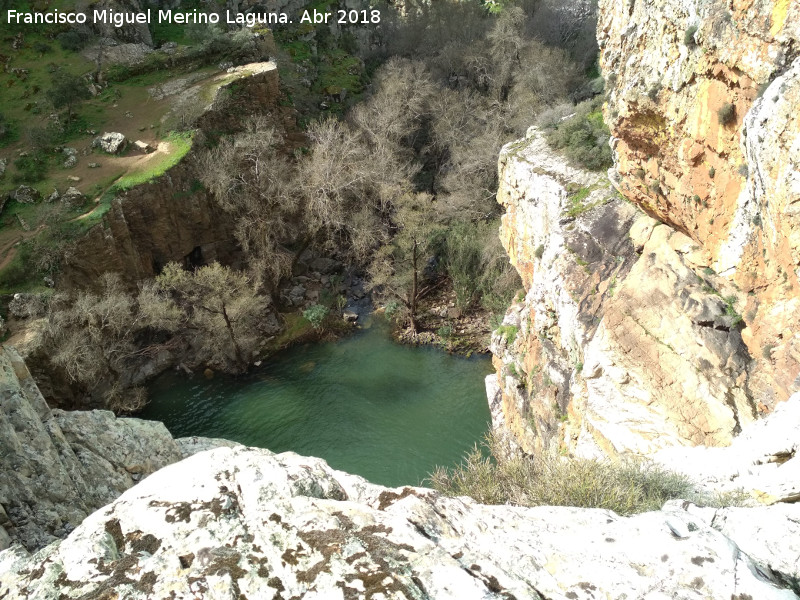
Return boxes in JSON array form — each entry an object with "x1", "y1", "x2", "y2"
[
  {"x1": 598, "y1": 0, "x2": 800, "y2": 406},
  {"x1": 1, "y1": 445, "x2": 798, "y2": 600},
  {"x1": 0, "y1": 346, "x2": 183, "y2": 552},
  {"x1": 654, "y1": 392, "x2": 800, "y2": 505},
  {"x1": 491, "y1": 128, "x2": 756, "y2": 457}
]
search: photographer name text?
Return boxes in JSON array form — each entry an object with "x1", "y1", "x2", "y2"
[{"x1": 6, "y1": 8, "x2": 381, "y2": 28}]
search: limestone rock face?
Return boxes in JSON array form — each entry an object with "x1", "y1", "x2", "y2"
[
  {"x1": 491, "y1": 128, "x2": 756, "y2": 457},
  {"x1": 653, "y1": 392, "x2": 800, "y2": 505},
  {"x1": 2, "y1": 445, "x2": 798, "y2": 600},
  {"x1": 598, "y1": 0, "x2": 800, "y2": 406},
  {"x1": 0, "y1": 346, "x2": 182, "y2": 552}
]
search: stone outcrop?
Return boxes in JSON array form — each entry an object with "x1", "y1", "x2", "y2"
[
  {"x1": 598, "y1": 0, "x2": 800, "y2": 407},
  {"x1": 490, "y1": 128, "x2": 757, "y2": 458},
  {"x1": 0, "y1": 346, "x2": 183, "y2": 552},
  {"x1": 1, "y1": 445, "x2": 798, "y2": 599},
  {"x1": 653, "y1": 392, "x2": 800, "y2": 505},
  {"x1": 0, "y1": 345, "x2": 244, "y2": 552},
  {"x1": 92, "y1": 132, "x2": 128, "y2": 154}
]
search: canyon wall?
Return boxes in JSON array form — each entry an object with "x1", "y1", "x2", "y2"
[
  {"x1": 0, "y1": 344, "x2": 239, "y2": 553},
  {"x1": 490, "y1": 0, "x2": 800, "y2": 457},
  {"x1": 491, "y1": 129, "x2": 756, "y2": 458},
  {"x1": 598, "y1": 0, "x2": 800, "y2": 407},
  {"x1": 58, "y1": 62, "x2": 294, "y2": 292}
]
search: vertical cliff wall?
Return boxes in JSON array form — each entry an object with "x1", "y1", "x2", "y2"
[
  {"x1": 490, "y1": 128, "x2": 757, "y2": 458},
  {"x1": 598, "y1": 0, "x2": 800, "y2": 407},
  {"x1": 490, "y1": 0, "x2": 800, "y2": 457}
]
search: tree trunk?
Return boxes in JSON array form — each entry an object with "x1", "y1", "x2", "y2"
[
  {"x1": 409, "y1": 239, "x2": 419, "y2": 334},
  {"x1": 220, "y1": 302, "x2": 246, "y2": 368}
]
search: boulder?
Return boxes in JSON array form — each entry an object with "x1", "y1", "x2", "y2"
[
  {"x1": 8, "y1": 293, "x2": 47, "y2": 319},
  {"x1": 1, "y1": 446, "x2": 797, "y2": 599},
  {"x1": 45, "y1": 188, "x2": 59, "y2": 203},
  {"x1": 0, "y1": 158, "x2": 7, "y2": 178},
  {"x1": 60, "y1": 187, "x2": 85, "y2": 207},
  {"x1": 62, "y1": 154, "x2": 77, "y2": 168},
  {"x1": 308, "y1": 256, "x2": 341, "y2": 274},
  {"x1": 133, "y1": 140, "x2": 153, "y2": 153},
  {"x1": 92, "y1": 132, "x2": 127, "y2": 154},
  {"x1": 11, "y1": 185, "x2": 40, "y2": 204}
]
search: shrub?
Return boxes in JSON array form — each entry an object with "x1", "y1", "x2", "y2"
[
  {"x1": 12, "y1": 154, "x2": 47, "y2": 183},
  {"x1": 495, "y1": 324, "x2": 518, "y2": 344},
  {"x1": 384, "y1": 300, "x2": 401, "y2": 322},
  {"x1": 683, "y1": 25, "x2": 698, "y2": 46},
  {"x1": 738, "y1": 163, "x2": 749, "y2": 178},
  {"x1": 649, "y1": 181, "x2": 663, "y2": 195},
  {"x1": 534, "y1": 245, "x2": 545, "y2": 259},
  {"x1": 545, "y1": 97, "x2": 613, "y2": 171},
  {"x1": 429, "y1": 433, "x2": 699, "y2": 514},
  {"x1": 302, "y1": 304, "x2": 329, "y2": 330},
  {"x1": 0, "y1": 113, "x2": 10, "y2": 143},
  {"x1": 717, "y1": 103, "x2": 736, "y2": 126},
  {"x1": 57, "y1": 31, "x2": 87, "y2": 52},
  {"x1": 708, "y1": 166, "x2": 716, "y2": 178},
  {"x1": 436, "y1": 324, "x2": 453, "y2": 340}
]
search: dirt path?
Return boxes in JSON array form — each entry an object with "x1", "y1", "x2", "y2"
[{"x1": 0, "y1": 225, "x2": 45, "y2": 271}]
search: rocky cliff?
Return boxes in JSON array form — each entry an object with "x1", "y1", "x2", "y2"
[
  {"x1": 489, "y1": 128, "x2": 757, "y2": 458},
  {"x1": 2, "y1": 340, "x2": 799, "y2": 597},
  {"x1": 58, "y1": 62, "x2": 295, "y2": 292},
  {"x1": 2, "y1": 443, "x2": 799, "y2": 599},
  {"x1": 0, "y1": 345, "x2": 238, "y2": 553},
  {"x1": 598, "y1": 0, "x2": 800, "y2": 407},
  {"x1": 490, "y1": 0, "x2": 800, "y2": 457}
]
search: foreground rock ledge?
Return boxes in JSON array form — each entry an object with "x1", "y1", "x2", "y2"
[{"x1": 2, "y1": 447, "x2": 798, "y2": 599}]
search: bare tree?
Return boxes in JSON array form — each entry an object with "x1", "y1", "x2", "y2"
[
  {"x1": 152, "y1": 262, "x2": 269, "y2": 372},
  {"x1": 199, "y1": 117, "x2": 297, "y2": 289},
  {"x1": 36, "y1": 273, "x2": 148, "y2": 412}
]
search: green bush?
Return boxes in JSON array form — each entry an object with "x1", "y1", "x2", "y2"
[
  {"x1": 0, "y1": 113, "x2": 9, "y2": 142},
  {"x1": 57, "y1": 31, "x2": 87, "y2": 52},
  {"x1": 717, "y1": 103, "x2": 736, "y2": 126},
  {"x1": 545, "y1": 97, "x2": 613, "y2": 171},
  {"x1": 12, "y1": 154, "x2": 47, "y2": 183},
  {"x1": 495, "y1": 324, "x2": 518, "y2": 344},
  {"x1": 302, "y1": 304, "x2": 329, "y2": 330},
  {"x1": 683, "y1": 25, "x2": 698, "y2": 46},
  {"x1": 429, "y1": 433, "x2": 707, "y2": 515}
]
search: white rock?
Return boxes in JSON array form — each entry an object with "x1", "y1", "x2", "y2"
[
  {"x1": 1, "y1": 446, "x2": 797, "y2": 599},
  {"x1": 92, "y1": 132, "x2": 127, "y2": 154}
]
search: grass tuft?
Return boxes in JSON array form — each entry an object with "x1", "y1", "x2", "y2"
[{"x1": 429, "y1": 433, "x2": 743, "y2": 515}]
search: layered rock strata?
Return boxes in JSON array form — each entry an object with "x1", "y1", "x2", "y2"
[
  {"x1": 598, "y1": 0, "x2": 800, "y2": 406},
  {"x1": 490, "y1": 128, "x2": 756, "y2": 458}
]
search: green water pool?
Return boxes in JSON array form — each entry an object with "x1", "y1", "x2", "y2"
[{"x1": 140, "y1": 319, "x2": 493, "y2": 487}]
